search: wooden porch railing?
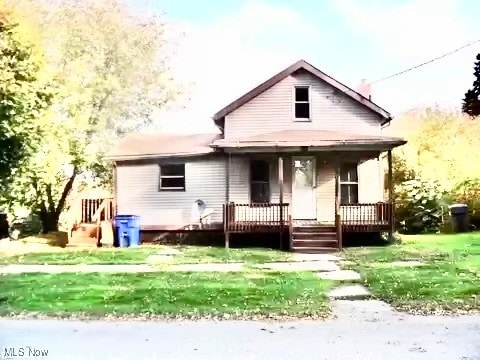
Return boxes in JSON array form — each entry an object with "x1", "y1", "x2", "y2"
[
  {"x1": 340, "y1": 202, "x2": 393, "y2": 231},
  {"x1": 224, "y1": 202, "x2": 290, "y2": 232},
  {"x1": 67, "y1": 197, "x2": 115, "y2": 242},
  {"x1": 81, "y1": 198, "x2": 115, "y2": 224}
]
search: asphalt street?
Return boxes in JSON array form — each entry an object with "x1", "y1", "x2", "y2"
[{"x1": 1, "y1": 301, "x2": 479, "y2": 360}]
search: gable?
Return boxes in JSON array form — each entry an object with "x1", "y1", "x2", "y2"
[
  {"x1": 223, "y1": 70, "x2": 386, "y2": 139},
  {"x1": 213, "y1": 60, "x2": 391, "y2": 130}
]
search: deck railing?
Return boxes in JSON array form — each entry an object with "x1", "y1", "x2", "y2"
[
  {"x1": 340, "y1": 202, "x2": 393, "y2": 231},
  {"x1": 224, "y1": 202, "x2": 290, "y2": 232},
  {"x1": 81, "y1": 198, "x2": 115, "y2": 224}
]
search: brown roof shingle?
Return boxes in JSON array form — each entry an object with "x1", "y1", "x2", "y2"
[{"x1": 107, "y1": 133, "x2": 221, "y2": 160}]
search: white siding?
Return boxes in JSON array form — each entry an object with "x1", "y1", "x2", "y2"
[
  {"x1": 228, "y1": 155, "x2": 292, "y2": 205},
  {"x1": 316, "y1": 162, "x2": 335, "y2": 222},
  {"x1": 358, "y1": 158, "x2": 382, "y2": 203},
  {"x1": 116, "y1": 154, "x2": 383, "y2": 227},
  {"x1": 228, "y1": 156, "x2": 249, "y2": 203},
  {"x1": 226, "y1": 155, "x2": 382, "y2": 224},
  {"x1": 225, "y1": 71, "x2": 382, "y2": 139},
  {"x1": 116, "y1": 157, "x2": 226, "y2": 226}
]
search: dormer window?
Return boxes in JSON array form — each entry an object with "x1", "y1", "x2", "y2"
[{"x1": 294, "y1": 86, "x2": 310, "y2": 121}]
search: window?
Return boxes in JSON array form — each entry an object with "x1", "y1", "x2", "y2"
[
  {"x1": 250, "y1": 160, "x2": 270, "y2": 203},
  {"x1": 159, "y1": 164, "x2": 185, "y2": 191},
  {"x1": 340, "y1": 163, "x2": 358, "y2": 204},
  {"x1": 294, "y1": 86, "x2": 310, "y2": 120}
]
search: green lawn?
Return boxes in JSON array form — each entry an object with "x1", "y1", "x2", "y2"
[
  {"x1": 0, "y1": 271, "x2": 331, "y2": 318},
  {"x1": 344, "y1": 232, "x2": 480, "y2": 312},
  {"x1": 0, "y1": 245, "x2": 291, "y2": 265},
  {"x1": 0, "y1": 247, "x2": 159, "y2": 265}
]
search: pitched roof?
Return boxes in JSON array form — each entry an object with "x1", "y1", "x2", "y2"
[
  {"x1": 107, "y1": 133, "x2": 221, "y2": 161},
  {"x1": 213, "y1": 59, "x2": 391, "y2": 126},
  {"x1": 211, "y1": 130, "x2": 405, "y2": 149}
]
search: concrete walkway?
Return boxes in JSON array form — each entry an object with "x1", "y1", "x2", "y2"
[
  {"x1": 0, "y1": 252, "x2": 362, "y2": 281},
  {"x1": 257, "y1": 260, "x2": 340, "y2": 272}
]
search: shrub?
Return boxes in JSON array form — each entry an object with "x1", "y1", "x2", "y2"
[{"x1": 395, "y1": 178, "x2": 444, "y2": 234}]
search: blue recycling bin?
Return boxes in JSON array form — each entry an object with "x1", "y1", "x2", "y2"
[{"x1": 114, "y1": 215, "x2": 140, "y2": 247}]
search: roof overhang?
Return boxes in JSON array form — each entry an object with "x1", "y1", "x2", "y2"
[
  {"x1": 210, "y1": 130, "x2": 406, "y2": 153},
  {"x1": 106, "y1": 151, "x2": 216, "y2": 162},
  {"x1": 214, "y1": 143, "x2": 405, "y2": 154}
]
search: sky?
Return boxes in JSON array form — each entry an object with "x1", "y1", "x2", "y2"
[{"x1": 130, "y1": 0, "x2": 480, "y2": 133}]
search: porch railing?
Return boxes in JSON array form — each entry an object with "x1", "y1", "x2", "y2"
[
  {"x1": 81, "y1": 198, "x2": 115, "y2": 224},
  {"x1": 340, "y1": 202, "x2": 393, "y2": 231},
  {"x1": 224, "y1": 202, "x2": 290, "y2": 232}
]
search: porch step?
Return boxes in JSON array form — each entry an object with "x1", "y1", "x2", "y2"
[
  {"x1": 291, "y1": 225, "x2": 339, "y2": 253},
  {"x1": 292, "y1": 226, "x2": 336, "y2": 233},
  {"x1": 292, "y1": 231, "x2": 337, "y2": 240},
  {"x1": 292, "y1": 239, "x2": 338, "y2": 247}
]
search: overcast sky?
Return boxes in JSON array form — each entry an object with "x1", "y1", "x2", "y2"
[{"x1": 130, "y1": 0, "x2": 480, "y2": 133}]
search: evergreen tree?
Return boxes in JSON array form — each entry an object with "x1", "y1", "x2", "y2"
[{"x1": 462, "y1": 53, "x2": 480, "y2": 117}]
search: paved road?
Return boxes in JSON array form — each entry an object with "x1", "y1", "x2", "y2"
[{"x1": 1, "y1": 301, "x2": 479, "y2": 360}]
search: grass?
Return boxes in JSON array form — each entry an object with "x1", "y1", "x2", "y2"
[
  {"x1": 0, "y1": 271, "x2": 332, "y2": 318},
  {"x1": 0, "y1": 247, "x2": 159, "y2": 265},
  {"x1": 344, "y1": 232, "x2": 480, "y2": 313},
  {"x1": 169, "y1": 246, "x2": 291, "y2": 265},
  {"x1": 0, "y1": 245, "x2": 291, "y2": 265}
]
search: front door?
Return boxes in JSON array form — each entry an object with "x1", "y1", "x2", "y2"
[{"x1": 292, "y1": 157, "x2": 316, "y2": 219}]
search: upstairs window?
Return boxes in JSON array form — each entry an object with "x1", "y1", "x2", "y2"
[
  {"x1": 340, "y1": 163, "x2": 358, "y2": 204},
  {"x1": 250, "y1": 160, "x2": 270, "y2": 203},
  {"x1": 294, "y1": 86, "x2": 310, "y2": 120},
  {"x1": 159, "y1": 164, "x2": 185, "y2": 191}
]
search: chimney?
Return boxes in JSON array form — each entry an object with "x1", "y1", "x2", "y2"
[{"x1": 357, "y1": 79, "x2": 372, "y2": 100}]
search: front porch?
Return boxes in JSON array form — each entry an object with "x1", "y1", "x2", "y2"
[
  {"x1": 223, "y1": 201, "x2": 394, "y2": 251},
  {"x1": 219, "y1": 138, "x2": 397, "y2": 251}
]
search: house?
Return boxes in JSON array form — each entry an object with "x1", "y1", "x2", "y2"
[{"x1": 104, "y1": 60, "x2": 406, "y2": 252}]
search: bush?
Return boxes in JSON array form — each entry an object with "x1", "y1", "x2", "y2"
[
  {"x1": 9, "y1": 214, "x2": 43, "y2": 240},
  {"x1": 395, "y1": 178, "x2": 444, "y2": 234},
  {"x1": 450, "y1": 178, "x2": 480, "y2": 229}
]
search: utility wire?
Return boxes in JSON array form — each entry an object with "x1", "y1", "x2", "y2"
[{"x1": 369, "y1": 38, "x2": 480, "y2": 85}]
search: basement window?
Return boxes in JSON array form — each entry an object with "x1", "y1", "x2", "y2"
[
  {"x1": 159, "y1": 164, "x2": 185, "y2": 191},
  {"x1": 294, "y1": 86, "x2": 310, "y2": 120},
  {"x1": 340, "y1": 163, "x2": 358, "y2": 204}
]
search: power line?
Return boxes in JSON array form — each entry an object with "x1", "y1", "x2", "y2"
[{"x1": 369, "y1": 38, "x2": 480, "y2": 85}]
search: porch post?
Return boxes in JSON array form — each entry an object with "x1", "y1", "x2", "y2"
[
  {"x1": 334, "y1": 160, "x2": 342, "y2": 250},
  {"x1": 387, "y1": 150, "x2": 394, "y2": 241},
  {"x1": 278, "y1": 155, "x2": 284, "y2": 249},
  {"x1": 225, "y1": 153, "x2": 231, "y2": 249}
]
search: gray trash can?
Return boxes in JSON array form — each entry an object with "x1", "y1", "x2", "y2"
[{"x1": 449, "y1": 204, "x2": 469, "y2": 233}]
